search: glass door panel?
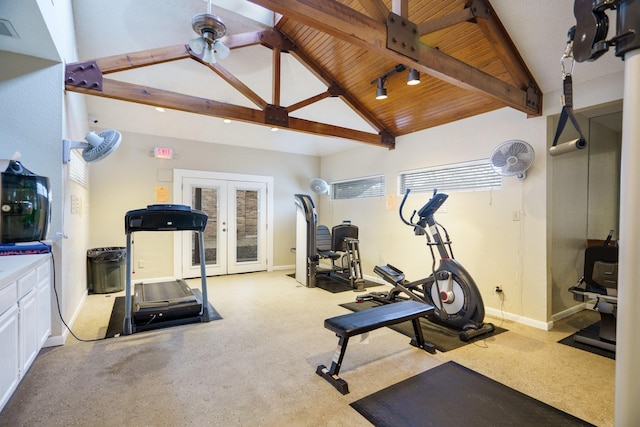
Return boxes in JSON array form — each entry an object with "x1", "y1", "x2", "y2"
[
  {"x1": 227, "y1": 181, "x2": 267, "y2": 274},
  {"x1": 182, "y1": 178, "x2": 227, "y2": 277}
]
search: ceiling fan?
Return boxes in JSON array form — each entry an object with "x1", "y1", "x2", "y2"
[{"x1": 188, "y1": 0, "x2": 230, "y2": 65}]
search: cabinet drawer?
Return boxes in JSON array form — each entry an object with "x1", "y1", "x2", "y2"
[
  {"x1": 0, "y1": 281, "x2": 17, "y2": 315},
  {"x1": 17, "y1": 270, "x2": 36, "y2": 299}
]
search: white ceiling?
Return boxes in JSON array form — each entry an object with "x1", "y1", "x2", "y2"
[{"x1": 0, "y1": 0, "x2": 625, "y2": 156}]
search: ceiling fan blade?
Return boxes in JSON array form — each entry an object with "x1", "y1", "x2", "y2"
[
  {"x1": 214, "y1": 39, "x2": 230, "y2": 59},
  {"x1": 188, "y1": 37, "x2": 206, "y2": 54}
]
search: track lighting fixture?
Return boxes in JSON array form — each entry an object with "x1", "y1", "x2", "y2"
[
  {"x1": 371, "y1": 64, "x2": 421, "y2": 99},
  {"x1": 407, "y1": 68, "x2": 420, "y2": 85},
  {"x1": 375, "y1": 78, "x2": 388, "y2": 100}
]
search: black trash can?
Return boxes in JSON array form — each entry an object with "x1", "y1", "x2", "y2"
[{"x1": 87, "y1": 247, "x2": 127, "y2": 294}]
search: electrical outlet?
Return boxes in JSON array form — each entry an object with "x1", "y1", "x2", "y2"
[
  {"x1": 138, "y1": 260, "x2": 144, "y2": 268},
  {"x1": 495, "y1": 285, "x2": 503, "y2": 293}
]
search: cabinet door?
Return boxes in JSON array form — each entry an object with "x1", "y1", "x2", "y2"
[
  {"x1": 18, "y1": 289, "x2": 38, "y2": 376},
  {"x1": 36, "y1": 261, "x2": 51, "y2": 347},
  {"x1": 0, "y1": 304, "x2": 19, "y2": 412}
]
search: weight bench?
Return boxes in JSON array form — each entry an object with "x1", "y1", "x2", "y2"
[{"x1": 315, "y1": 300, "x2": 435, "y2": 394}]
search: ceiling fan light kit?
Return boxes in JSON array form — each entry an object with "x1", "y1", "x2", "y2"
[{"x1": 188, "y1": 8, "x2": 229, "y2": 65}]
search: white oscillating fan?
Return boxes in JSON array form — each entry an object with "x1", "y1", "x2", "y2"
[
  {"x1": 62, "y1": 130, "x2": 122, "y2": 164},
  {"x1": 310, "y1": 178, "x2": 329, "y2": 195},
  {"x1": 490, "y1": 139, "x2": 535, "y2": 180}
]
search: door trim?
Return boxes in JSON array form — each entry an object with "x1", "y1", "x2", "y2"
[{"x1": 172, "y1": 169, "x2": 274, "y2": 278}]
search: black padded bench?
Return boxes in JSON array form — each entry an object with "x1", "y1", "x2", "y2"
[{"x1": 315, "y1": 300, "x2": 435, "y2": 394}]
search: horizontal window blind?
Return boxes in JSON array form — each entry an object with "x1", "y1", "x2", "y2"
[
  {"x1": 69, "y1": 150, "x2": 88, "y2": 188},
  {"x1": 331, "y1": 175, "x2": 385, "y2": 200},
  {"x1": 399, "y1": 159, "x2": 501, "y2": 194}
]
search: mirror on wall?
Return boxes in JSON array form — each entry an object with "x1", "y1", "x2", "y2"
[{"x1": 587, "y1": 111, "x2": 622, "y2": 241}]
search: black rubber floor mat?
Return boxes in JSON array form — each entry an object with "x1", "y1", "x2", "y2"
[
  {"x1": 105, "y1": 290, "x2": 221, "y2": 338},
  {"x1": 351, "y1": 361, "x2": 594, "y2": 427},
  {"x1": 558, "y1": 322, "x2": 615, "y2": 360}
]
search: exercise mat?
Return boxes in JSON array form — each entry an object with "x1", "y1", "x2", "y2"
[
  {"x1": 105, "y1": 291, "x2": 222, "y2": 338},
  {"x1": 340, "y1": 300, "x2": 506, "y2": 352},
  {"x1": 351, "y1": 361, "x2": 594, "y2": 427},
  {"x1": 558, "y1": 322, "x2": 615, "y2": 360}
]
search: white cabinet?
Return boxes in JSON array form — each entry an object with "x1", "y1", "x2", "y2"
[
  {"x1": 0, "y1": 303, "x2": 19, "y2": 412},
  {"x1": 0, "y1": 254, "x2": 51, "y2": 412},
  {"x1": 36, "y1": 261, "x2": 51, "y2": 347},
  {"x1": 19, "y1": 288, "x2": 39, "y2": 375}
]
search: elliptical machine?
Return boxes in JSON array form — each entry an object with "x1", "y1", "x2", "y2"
[{"x1": 357, "y1": 189, "x2": 494, "y2": 342}]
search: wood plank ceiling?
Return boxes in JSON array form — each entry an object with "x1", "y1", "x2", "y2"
[{"x1": 65, "y1": 0, "x2": 541, "y2": 150}]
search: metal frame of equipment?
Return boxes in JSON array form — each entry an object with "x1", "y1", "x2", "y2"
[{"x1": 122, "y1": 204, "x2": 210, "y2": 335}]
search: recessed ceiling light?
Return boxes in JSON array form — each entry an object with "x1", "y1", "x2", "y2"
[
  {"x1": 155, "y1": 107, "x2": 166, "y2": 112},
  {"x1": 223, "y1": 119, "x2": 232, "y2": 123},
  {"x1": 270, "y1": 127, "x2": 279, "y2": 132}
]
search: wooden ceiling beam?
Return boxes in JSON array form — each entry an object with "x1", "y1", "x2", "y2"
[
  {"x1": 286, "y1": 42, "x2": 389, "y2": 133},
  {"x1": 86, "y1": 44, "x2": 191, "y2": 74},
  {"x1": 64, "y1": 78, "x2": 388, "y2": 147},
  {"x1": 248, "y1": 0, "x2": 541, "y2": 116},
  {"x1": 472, "y1": 0, "x2": 540, "y2": 94},
  {"x1": 417, "y1": 7, "x2": 475, "y2": 36},
  {"x1": 272, "y1": 47, "x2": 281, "y2": 105},
  {"x1": 358, "y1": 0, "x2": 388, "y2": 23},
  {"x1": 287, "y1": 91, "x2": 331, "y2": 112},
  {"x1": 197, "y1": 60, "x2": 269, "y2": 110},
  {"x1": 255, "y1": 27, "x2": 391, "y2": 135}
]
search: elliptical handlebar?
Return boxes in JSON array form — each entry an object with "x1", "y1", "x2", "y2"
[{"x1": 399, "y1": 189, "x2": 429, "y2": 236}]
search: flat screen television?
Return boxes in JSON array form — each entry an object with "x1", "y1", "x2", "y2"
[{"x1": 0, "y1": 160, "x2": 51, "y2": 244}]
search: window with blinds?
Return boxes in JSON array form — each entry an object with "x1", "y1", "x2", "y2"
[
  {"x1": 399, "y1": 159, "x2": 501, "y2": 194},
  {"x1": 331, "y1": 175, "x2": 385, "y2": 200},
  {"x1": 69, "y1": 150, "x2": 88, "y2": 188}
]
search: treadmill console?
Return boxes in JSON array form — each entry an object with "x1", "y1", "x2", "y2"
[{"x1": 125, "y1": 204, "x2": 208, "y2": 233}]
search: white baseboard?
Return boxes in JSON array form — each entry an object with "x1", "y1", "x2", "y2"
[
  {"x1": 44, "y1": 289, "x2": 89, "y2": 347},
  {"x1": 552, "y1": 302, "x2": 589, "y2": 322},
  {"x1": 484, "y1": 307, "x2": 554, "y2": 330}
]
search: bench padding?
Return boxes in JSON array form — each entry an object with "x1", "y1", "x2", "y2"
[{"x1": 325, "y1": 300, "x2": 433, "y2": 337}]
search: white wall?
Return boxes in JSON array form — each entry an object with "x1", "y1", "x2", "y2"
[
  {"x1": 320, "y1": 107, "x2": 550, "y2": 326},
  {"x1": 88, "y1": 131, "x2": 319, "y2": 279},
  {"x1": 0, "y1": 51, "x2": 67, "y2": 341},
  {"x1": 320, "y1": 69, "x2": 625, "y2": 328}
]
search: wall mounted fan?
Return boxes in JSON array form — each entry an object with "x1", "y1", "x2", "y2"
[
  {"x1": 188, "y1": 0, "x2": 230, "y2": 65},
  {"x1": 490, "y1": 139, "x2": 534, "y2": 180},
  {"x1": 310, "y1": 178, "x2": 329, "y2": 195},
  {"x1": 62, "y1": 130, "x2": 122, "y2": 164}
]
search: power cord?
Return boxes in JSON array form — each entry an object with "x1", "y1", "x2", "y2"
[{"x1": 47, "y1": 244, "x2": 107, "y2": 343}]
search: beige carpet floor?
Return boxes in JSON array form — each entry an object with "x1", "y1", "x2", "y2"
[{"x1": 0, "y1": 270, "x2": 614, "y2": 426}]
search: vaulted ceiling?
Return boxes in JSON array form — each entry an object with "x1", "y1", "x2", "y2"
[
  {"x1": 1, "y1": 1, "x2": 623, "y2": 155},
  {"x1": 64, "y1": 0, "x2": 542, "y2": 151}
]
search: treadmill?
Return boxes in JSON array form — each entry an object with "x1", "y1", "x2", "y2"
[{"x1": 122, "y1": 204, "x2": 211, "y2": 335}]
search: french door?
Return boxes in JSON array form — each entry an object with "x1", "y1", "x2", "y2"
[{"x1": 174, "y1": 170, "x2": 272, "y2": 278}]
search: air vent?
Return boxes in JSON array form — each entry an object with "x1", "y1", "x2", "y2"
[{"x1": 0, "y1": 19, "x2": 20, "y2": 39}]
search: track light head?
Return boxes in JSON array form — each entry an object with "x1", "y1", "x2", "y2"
[
  {"x1": 375, "y1": 77, "x2": 387, "y2": 100},
  {"x1": 407, "y1": 68, "x2": 420, "y2": 85}
]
